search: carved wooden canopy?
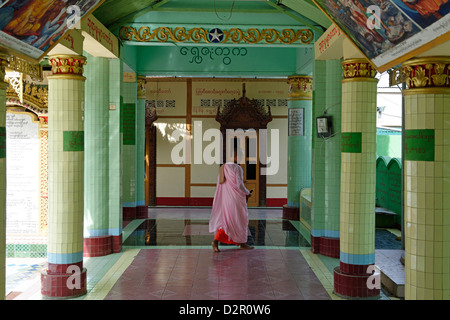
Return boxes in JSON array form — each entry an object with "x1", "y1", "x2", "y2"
[{"x1": 215, "y1": 84, "x2": 272, "y2": 130}]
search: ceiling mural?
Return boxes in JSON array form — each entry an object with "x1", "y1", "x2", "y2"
[
  {"x1": 312, "y1": 0, "x2": 450, "y2": 72},
  {"x1": 0, "y1": 0, "x2": 104, "y2": 61}
]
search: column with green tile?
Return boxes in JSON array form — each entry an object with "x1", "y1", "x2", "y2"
[
  {"x1": 401, "y1": 57, "x2": 450, "y2": 300},
  {"x1": 333, "y1": 58, "x2": 379, "y2": 299},
  {"x1": 83, "y1": 52, "x2": 111, "y2": 257},
  {"x1": 109, "y1": 59, "x2": 123, "y2": 252},
  {"x1": 0, "y1": 53, "x2": 9, "y2": 300},
  {"x1": 282, "y1": 75, "x2": 312, "y2": 221},
  {"x1": 41, "y1": 55, "x2": 87, "y2": 298},
  {"x1": 310, "y1": 59, "x2": 342, "y2": 258},
  {"x1": 121, "y1": 75, "x2": 137, "y2": 220},
  {"x1": 136, "y1": 76, "x2": 147, "y2": 218}
]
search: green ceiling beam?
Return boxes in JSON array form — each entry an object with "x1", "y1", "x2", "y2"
[
  {"x1": 106, "y1": 0, "x2": 172, "y2": 31},
  {"x1": 265, "y1": 1, "x2": 324, "y2": 34},
  {"x1": 94, "y1": 0, "x2": 159, "y2": 26},
  {"x1": 149, "y1": 7, "x2": 280, "y2": 13},
  {"x1": 279, "y1": 0, "x2": 331, "y2": 29}
]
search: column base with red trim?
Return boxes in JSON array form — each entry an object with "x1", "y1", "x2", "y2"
[
  {"x1": 333, "y1": 261, "x2": 380, "y2": 299},
  {"x1": 311, "y1": 236, "x2": 340, "y2": 258},
  {"x1": 123, "y1": 206, "x2": 136, "y2": 221},
  {"x1": 83, "y1": 236, "x2": 112, "y2": 257},
  {"x1": 41, "y1": 261, "x2": 86, "y2": 299}
]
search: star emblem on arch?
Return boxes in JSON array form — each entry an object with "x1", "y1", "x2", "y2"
[{"x1": 208, "y1": 28, "x2": 224, "y2": 43}]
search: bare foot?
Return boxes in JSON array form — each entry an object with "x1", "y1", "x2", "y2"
[
  {"x1": 240, "y1": 243, "x2": 254, "y2": 250},
  {"x1": 212, "y1": 241, "x2": 220, "y2": 252}
]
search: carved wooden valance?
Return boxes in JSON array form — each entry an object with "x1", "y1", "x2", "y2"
[{"x1": 216, "y1": 84, "x2": 272, "y2": 130}]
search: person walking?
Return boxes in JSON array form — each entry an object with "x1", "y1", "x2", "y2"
[{"x1": 209, "y1": 152, "x2": 253, "y2": 252}]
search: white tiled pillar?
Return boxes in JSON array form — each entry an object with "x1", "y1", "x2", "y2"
[
  {"x1": 333, "y1": 58, "x2": 380, "y2": 299},
  {"x1": 41, "y1": 54, "x2": 87, "y2": 298},
  {"x1": 401, "y1": 56, "x2": 450, "y2": 300}
]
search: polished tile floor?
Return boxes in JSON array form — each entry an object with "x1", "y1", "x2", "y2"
[{"x1": 6, "y1": 207, "x2": 401, "y2": 300}]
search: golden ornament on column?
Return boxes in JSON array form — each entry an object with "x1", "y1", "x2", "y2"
[
  {"x1": 287, "y1": 75, "x2": 312, "y2": 100},
  {"x1": 342, "y1": 58, "x2": 377, "y2": 82},
  {"x1": 401, "y1": 56, "x2": 450, "y2": 95},
  {"x1": 47, "y1": 55, "x2": 87, "y2": 80},
  {"x1": 137, "y1": 75, "x2": 147, "y2": 100}
]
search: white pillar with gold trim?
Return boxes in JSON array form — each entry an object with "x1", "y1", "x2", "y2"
[
  {"x1": 401, "y1": 56, "x2": 450, "y2": 300},
  {"x1": 41, "y1": 54, "x2": 88, "y2": 298}
]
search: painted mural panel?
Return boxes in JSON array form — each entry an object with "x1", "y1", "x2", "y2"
[
  {"x1": 313, "y1": 0, "x2": 450, "y2": 71},
  {"x1": 0, "y1": 0, "x2": 103, "y2": 60}
]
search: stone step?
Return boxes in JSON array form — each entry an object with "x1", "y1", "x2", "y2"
[{"x1": 376, "y1": 249, "x2": 405, "y2": 298}]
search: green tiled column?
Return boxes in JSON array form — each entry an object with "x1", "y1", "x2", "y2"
[
  {"x1": 41, "y1": 55, "x2": 87, "y2": 298},
  {"x1": 83, "y1": 52, "x2": 111, "y2": 256},
  {"x1": 311, "y1": 59, "x2": 342, "y2": 257},
  {"x1": 121, "y1": 77, "x2": 137, "y2": 220},
  {"x1": 334, "y1": 58, "x2": 379, "y2": 299},
  {"x1": 0, "y1": 53, "x2": 8, "y2": 300},
  {"x1": 109, "y1": 59, "x2": 123, "y2": 252},
  {"x1": 283, "y1": 75, "x2": 312, "y2": 221},
  {"x1": 136, "y1": 76, "x2": 147, "y2": 218},
  {"x1": 401, "y1": 57, "x2": 450, "y2": 300}
]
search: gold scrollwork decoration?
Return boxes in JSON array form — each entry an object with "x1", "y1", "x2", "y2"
[
  {"x1": 401, "y1": 57, "x2": 450, "y2": 94},
  {"x1": 119, "y1": 26, "x2": 314, "y2": 45},
  {"x1": 7, "y1": 55, "x2": 43, "y2": 81}
]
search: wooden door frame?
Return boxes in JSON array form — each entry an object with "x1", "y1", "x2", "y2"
[{"x1": 216, "y1": 84, "x2": 272, "y2": 207}]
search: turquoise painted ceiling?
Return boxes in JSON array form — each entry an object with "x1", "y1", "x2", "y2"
[
  {"x1": 92, "y1": 0, "x2": 328, "y2": 76},
  {"x1": 93, "y1": 0, "x2": 331, "y2": 33}
]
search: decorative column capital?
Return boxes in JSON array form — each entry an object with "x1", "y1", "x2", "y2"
[
  {"x1": 137, "y1": 75, "x2": 147, "y2": 100},
  {"x1": 342, "y1": 59, "x2": 377, "y2": 82},
  {"x1": 287, "y1": 75, "x2": 312, "y2": 100},
  {"x1": 401, "y1": 56, "x2": 450, "y2": 95},
  {"x1": 48, "y1": 55, "x2": 87, "y2": 81}
]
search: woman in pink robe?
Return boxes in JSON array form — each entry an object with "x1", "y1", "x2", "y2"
[{"x1": 209, "y1": 161, "x2": 253, "y2": 252}]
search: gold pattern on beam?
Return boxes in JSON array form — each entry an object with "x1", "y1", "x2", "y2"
[
  {"x1": 119, "y1": 26, "x2": 314, "y2": 45},
  {"x1": 7, "y1": 55, "x2": 43, "y2": 81},
  {"x1": 7, "y1": 79, "x2": 48, "y2": 113}
]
